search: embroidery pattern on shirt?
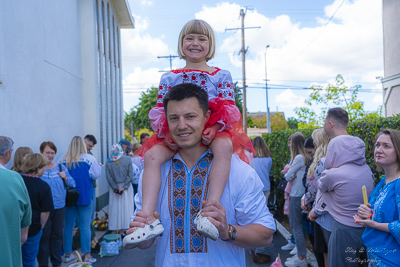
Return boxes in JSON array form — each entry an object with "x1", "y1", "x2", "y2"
[{"x1": 168, "y1": 154, "x2": 213, "y2": 254}]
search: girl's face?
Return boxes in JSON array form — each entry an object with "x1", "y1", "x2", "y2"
[
  {"x1": 42, "y1": 146, "x2": 56, "y2": 163},
  {"x1": 182, "y1": 34, "x2": 210, "y2": 63},
  {"x1": 375, "y1": 134, "x2": 398, "y2": 168}
]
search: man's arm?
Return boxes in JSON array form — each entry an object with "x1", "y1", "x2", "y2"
[
  {"x1": 202, "y1": 200, "x2": 274, "y2": 248},
  {"x1": 21, "y1": 226, "x2": 29, "y2": 245}
]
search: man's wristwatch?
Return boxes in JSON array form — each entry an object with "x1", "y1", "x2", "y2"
[{"x1": 221, "y1": 224, "x2": 237, "y2": 242}]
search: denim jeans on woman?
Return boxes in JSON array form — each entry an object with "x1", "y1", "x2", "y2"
[
  {"x1": 63, "y1": 204, "x2": 92, "y2": 254},
  {"x1": 289, "y1": 196, "x2": 307, "y2": 256},
  {"x1": 22, "y1": 229, "x2": 43, "y2": 267}
]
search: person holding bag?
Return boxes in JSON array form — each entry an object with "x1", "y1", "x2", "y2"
[
  {"x1": 105, "y1": 144, "x2": 134, "y2": 235},
  {"x1": 38, "y1": 141, "x2": 75, "y2": 267},
  {"x1": 59, "y1": 136, "x2": 101, "y2": 264}
]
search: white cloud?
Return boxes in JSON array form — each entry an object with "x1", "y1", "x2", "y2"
[
  {"x1": 275, "y1": 89, "x2": 306, "y2": 109},
  {"x1": 122, "y1": 67, "x2": 163, "y2": 111},
  {"x1": 140, "y1": 0, "x2": 153, "y2": 7},
  {"x1": 121, "y1": 15, "x2": 169, "y2": 69},
  {"x1": 372, "y1": 94, "x2": 383, "y2": 105},
  {"x1": 195, "y1": 0, "x2": 383, "y2": 87},
  {"x1": 121, "y1": 0, "x2": 383, "y2": 114}
]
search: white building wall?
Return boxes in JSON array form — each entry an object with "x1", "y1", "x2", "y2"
[
  {"x1": 0, "y1": 0, "x2": 134, "y2": 209},
  {"x1": 0, "y1": 1, "x2": 84, "y2": 158},
  {"x1": 382, "y1": 0, "x2": 400, "y2": 116}
]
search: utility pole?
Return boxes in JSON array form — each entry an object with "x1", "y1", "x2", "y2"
[
  {"x1": 158, "y1": 55, "x2": 179, "y2": 71},
  {"x1": 265, "y1": 45, "x2": 271, "y2": 133},
  {"x1": 225, "y1": 8, "x2": 260, "y2": 133}
]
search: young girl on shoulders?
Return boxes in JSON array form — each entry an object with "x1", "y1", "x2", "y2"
[{"x1": 125, "y1": 19, "x2": 255, "y2": 248}]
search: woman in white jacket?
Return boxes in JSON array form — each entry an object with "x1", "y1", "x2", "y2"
[{"x1": 284, "y1": 134, "x2": 311, "y2": 267}]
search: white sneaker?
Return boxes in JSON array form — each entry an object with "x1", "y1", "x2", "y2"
[
  {"x1": 123, "y1": 218, "x2": 164, "y2": 249},
  {"x1": 85, "y1": 257, "x2": 97, "y2": 264},
  {"x1": 290, "y1": 247, "x2": 297, "y2": 255},
  {"x1": 64, "y1": 254, "x2": 75, "y2": 263},
  {"x1": 285, "y1": 255, "x2": 297, "y2": 263},
  {"x1": 194, "y1": 211, "x2": 219, "y2": 241},
  {"x1": 285, "y1": 256, "x2": 307, "y2": 267},
  {"x1": 281, "y1": 242, "x2": 295, "y2": 250}
]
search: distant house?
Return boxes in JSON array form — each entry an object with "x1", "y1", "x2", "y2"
[
  {"x1": 382, "y1": 0, "x2": 400, "y2": 116},
  {"x1": 248, "y1": 111, "x2": 286, "y2": 122},
  {"x1": 0, "y1": 0, "x2": 134, "y2": 209}
]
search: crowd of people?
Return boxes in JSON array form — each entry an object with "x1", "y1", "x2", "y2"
[
  {"x1": 0, "y1": 134, "x2": 146, "y2": 267},
  {"x1": 1, "y1": 17, "x2": 399, "y2": 267}
]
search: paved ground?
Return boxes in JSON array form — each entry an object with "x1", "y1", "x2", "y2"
[{"x1": 59, "y1": 220, "x2": 317, "y2": 267}]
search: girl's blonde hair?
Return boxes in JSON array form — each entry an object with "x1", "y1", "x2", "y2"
[
  {"x1": 12, "y1": 147, "x2": 34, "y2": 172},
  {"x1": 308, "y1": 129, "x2": 331, "y2": 178},
  {"x1": 252, "y1": 136, "x2": 271, "y2": 158},
  {"x1": 177, "y1": 19, "x2": 216, "y2": 62},
  {"x1": 290, "y1": 134, "x2": 311, "y2": 166},
  {"x1": 21, "y1": 153, "x2": 48, "y2": 175},
  {"x1": 63, "y1": 136, "x2": 87, "y2": 169}
]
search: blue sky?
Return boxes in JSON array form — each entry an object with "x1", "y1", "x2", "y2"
[{"x1": 121, "y1": 0, "x2": 383, "y2": 120}]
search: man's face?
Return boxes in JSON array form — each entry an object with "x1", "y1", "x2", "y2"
[
  {"x1": 3, "y1": 149, "x2": 12, "y2": 164},
  {"x1": 121, "y1": 144, "x2": 128, "y2": 153},
  {"x1": 141, "y1": 136, "x2": 150, "y2": 144},
  {"x1": 166, "y1": 97, "x2": 210, "y2": 150},
  {"x1": 84, "y1": 139, "x2": 95, "y2": 152},
  {"x1": 323, "y1": 117, "x2": 333, "y2": 137}
]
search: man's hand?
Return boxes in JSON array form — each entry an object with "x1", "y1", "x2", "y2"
[
  {"x1": 200, "y1": 200, "x2": 230, "y2": 240},
  {"x1": 308, "y1": 207, "x2": 318, "y2": 222},
  {"x1": 126, "y1": 211, "x2": 152, "y2": 234},
  {"x1": 119, "y1": 188, "x2": 125, "y2": 194},
  {"x1": 202, "y1": 124, "x2": 222, "y2": 146},
  {"x1": 126, "y1": 211, "x2": 159, "y2": 249}
]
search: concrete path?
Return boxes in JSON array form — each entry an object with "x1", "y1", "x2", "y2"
[{"x1": 60, "y1": 220, "x2": 317, "y2": 267}]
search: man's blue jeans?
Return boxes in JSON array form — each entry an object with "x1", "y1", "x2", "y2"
[
  {"x1": 63, "y1": 204, "x2": 92, "y2": 254},
  {"x1": 22, "y1": 229, "x2": 43, "y2": 267}
]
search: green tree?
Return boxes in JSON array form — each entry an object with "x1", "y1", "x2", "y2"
[
  {"x1": 247, "y1": 116, "x2": 255, "y2": 128},
  {"x1": 295, "y1": 74, "x2": 381, "y2": 126},
  {"x1": 252, "y1": 115, "x2": 267, "y2": 128},
  {"x1": 271, "y1": 113, "x2": 289, "y2": 131},
  {"x1": 124, "y1": 87, "x2": 158, "y2": 133},
  {"x1": 234, "y1": 82, "x2": 243, "y2": 115},
  {"x1": 287, "y1": 117, "x2": 301, "y2": 129}
]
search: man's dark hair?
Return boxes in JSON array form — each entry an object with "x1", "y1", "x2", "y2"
[
  {"x1": 326, "y1": 108, "x2": 349, "y2": 128},
  {"x1": 304, "y1": 137, "x2": 314, "y2": 149},
  {"x1": 163, "y1": 83, "x2": 209, "y2": 115},
  {"x1": 140, "y1": 133, "x2": 149, "y2": 140},
  {"x1": 84, "y1": 134, "x2": 97, "y2": 145}
]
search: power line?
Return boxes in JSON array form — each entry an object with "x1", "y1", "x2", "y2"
[{"x1": 275, "y1": 0, "x2": 347, "y2": 70}]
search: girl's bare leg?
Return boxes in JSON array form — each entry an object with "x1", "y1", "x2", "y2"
[
  {"x1": 142, "y1": 144, "x2": 175, "y2": 223},
  {"x1": 206, "y1": 137, "x2": 232, "y2": 206}
]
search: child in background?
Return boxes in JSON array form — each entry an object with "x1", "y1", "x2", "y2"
[{"x1": 125, "y1": 19, "x2": 255, "y2": 247}]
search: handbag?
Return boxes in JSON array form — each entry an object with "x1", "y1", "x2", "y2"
[
  {"x1": 99, "y1": 234, "x2": 122, "y2": 257},
  {"x1": 59, "y1": 164, "x2": 80, "y2": 206},
  {"x1": 276, "y1": 177, "x2": 288, "y2": 192}
]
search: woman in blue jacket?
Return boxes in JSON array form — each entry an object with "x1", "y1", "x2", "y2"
[{"x1": 59, "y1": 136, "x2": 101, "y2": 264}]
